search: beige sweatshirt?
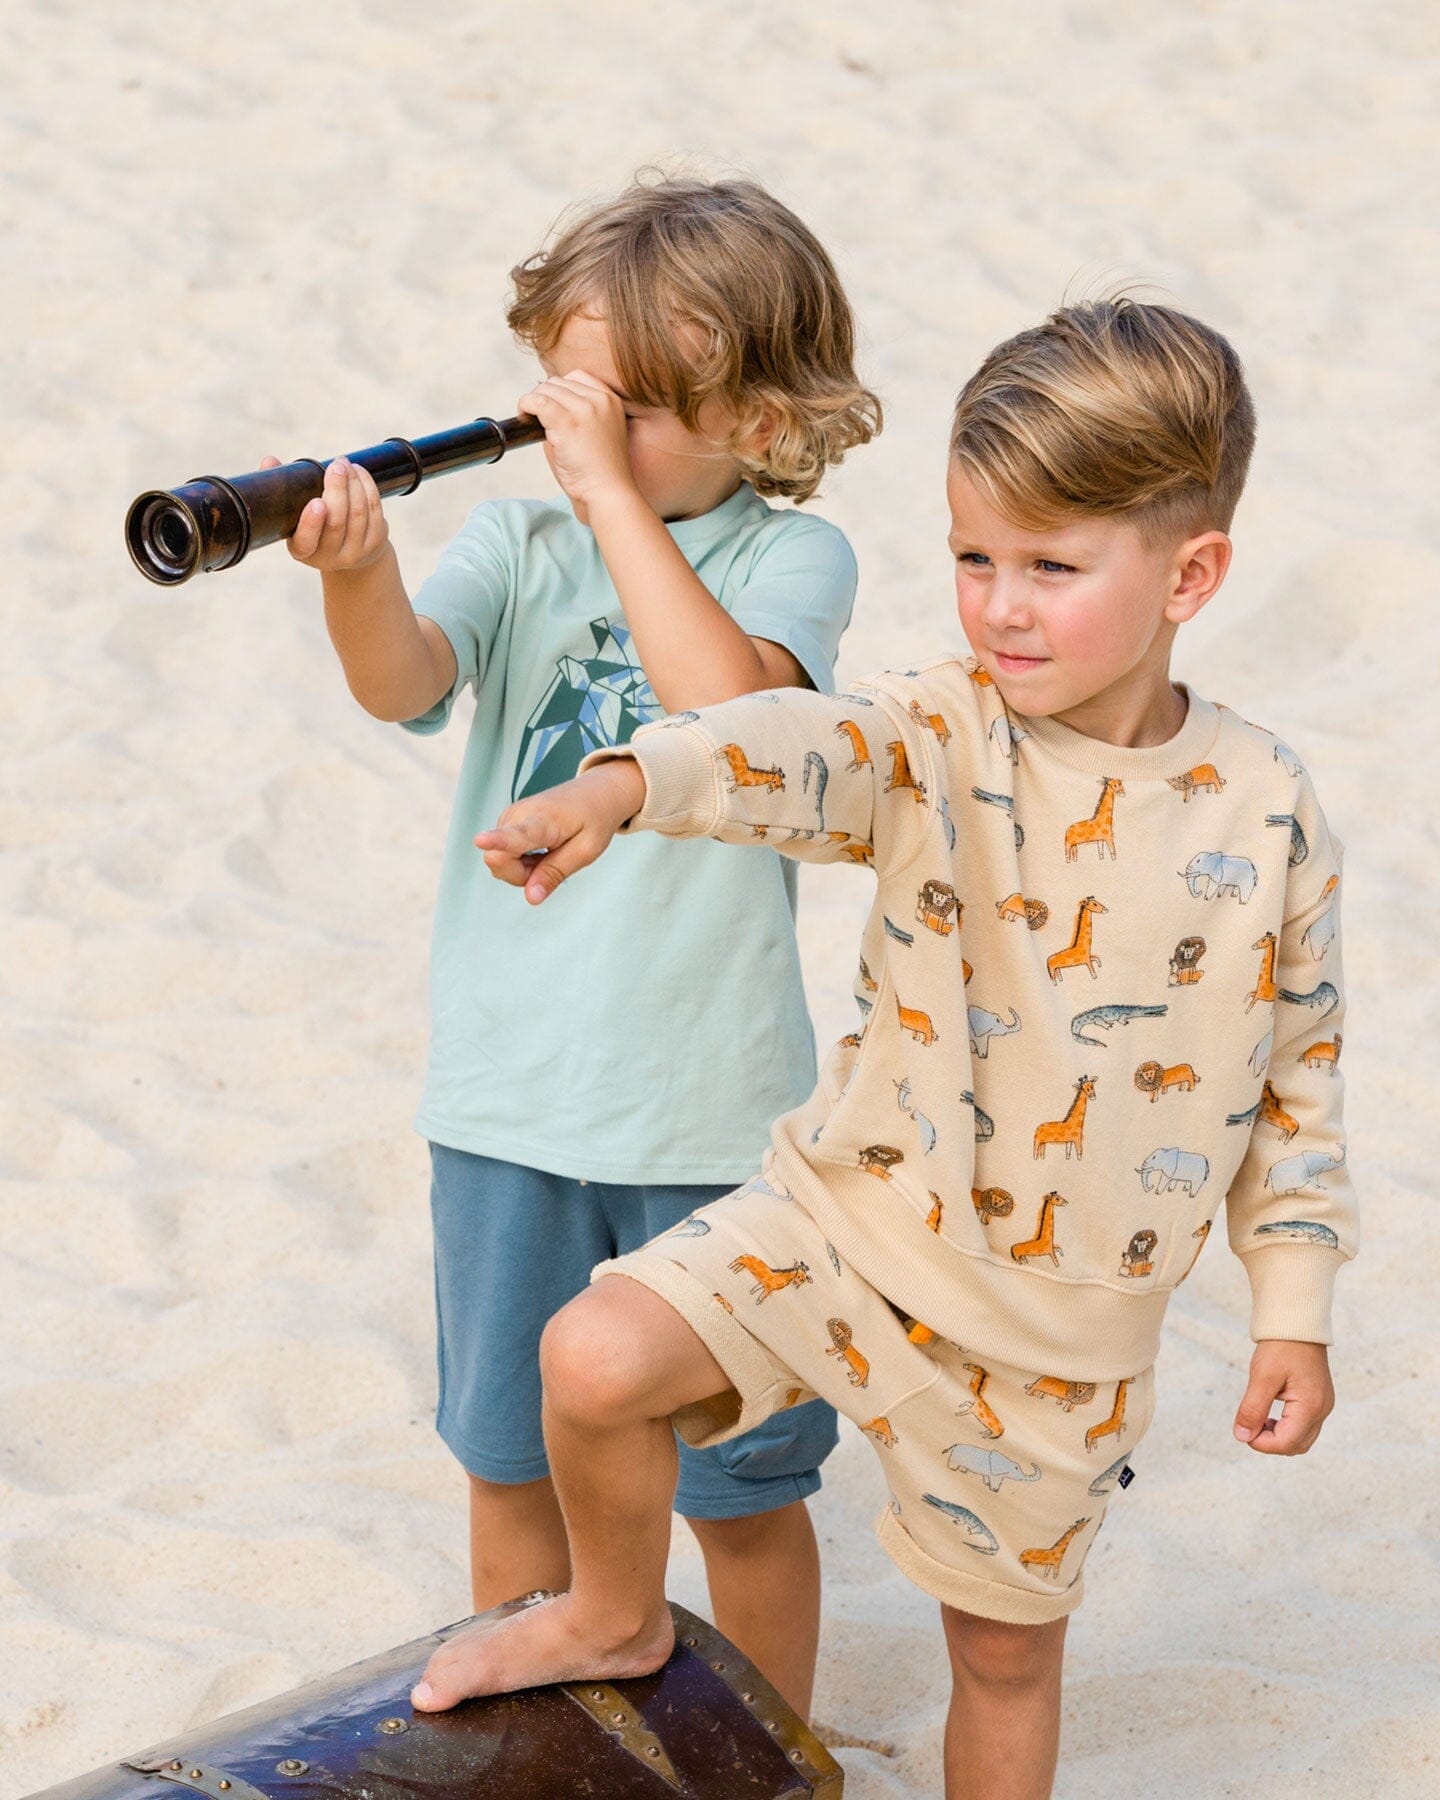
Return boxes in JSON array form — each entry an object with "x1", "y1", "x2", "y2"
[{"x1": 584, "y1": 654, "x2": 1356, "y2": 1382}]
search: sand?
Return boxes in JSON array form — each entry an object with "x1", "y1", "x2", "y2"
[{"x1": 2, "y1": 2, "x2": 1438, "y2": 1793}]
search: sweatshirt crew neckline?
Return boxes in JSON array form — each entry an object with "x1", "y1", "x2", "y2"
[{"x1": 1013, "y1": 683, "x2": 1221, "y2": 780}]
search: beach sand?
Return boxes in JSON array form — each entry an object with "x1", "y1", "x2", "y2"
[{"x1": 2, "y1": 3, "x2": 1438, "y2": 1793}]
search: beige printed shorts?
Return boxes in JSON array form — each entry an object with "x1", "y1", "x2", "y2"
[{"x1": 595, "y1": 1178, "x2": 1157, "y2": 1625}]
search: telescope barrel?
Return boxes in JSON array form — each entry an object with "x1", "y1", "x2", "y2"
[{"x1": 125, "y1": 414, "x2": 545, "y2": 586}]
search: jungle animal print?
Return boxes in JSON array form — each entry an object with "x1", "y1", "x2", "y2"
[
  {"x1": 600, "y1": 1182, "x2": 1156, "y2": 1621},
  {"x1": 584, "y1": 653, "x2": 1353, "y2": 1446}
]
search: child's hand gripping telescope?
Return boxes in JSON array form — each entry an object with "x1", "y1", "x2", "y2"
[{"x1": 125, "y1": 414, "x2": 545, "y2": 585}]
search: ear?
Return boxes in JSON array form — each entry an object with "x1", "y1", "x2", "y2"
[
  {"x1": 1165, "y1": 530, "x2": 1232, "y2": 623},
  {"x1": 737, "y1": 399, "x2": 780, "y2": 458}
]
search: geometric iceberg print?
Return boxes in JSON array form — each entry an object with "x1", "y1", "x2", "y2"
[{"x1": 512, "y1": 616, "x2": 663, "y2": 801}]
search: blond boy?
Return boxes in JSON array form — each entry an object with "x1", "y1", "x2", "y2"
[{"x1": 411, "y1": 301, "x2": 1356, "y2": 1799}]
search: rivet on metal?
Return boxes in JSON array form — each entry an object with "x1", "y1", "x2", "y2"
[
  {"x1": 742, "y1": 1692, "x2": 754, "y2": 1703},
  {"x1": 766, "y1": 1720, "x2": 779, "y2": 1732},
  {"x1": 377, "y1": 1717, "x2": 408, "y2": 1735},
  {"x1": 647, "y1": 1747, "x2": 660, "y2": 1758},
  {"x1": 612, "y1": 1711, "x2": 625, "y2": 1723},
  {"x1": 791, "y1": 1749, "x2": 805, "y2": 1762},
  {"x1": 189, "y1": 1774, "x2": 202, "y2": 1782},
  {"x1": 685, "y1": 1637, "x2": 698, "y2": 1647},
  {"x1": 276, "y1": 1761, "x2": 309, "y2": 1777},
  {"x1": 712, "y1": 1661, "x2": 726, "y2": 1671},
  {"x1": 591, "y1": 1688, "x2": 605, "y2": 1700},
  {"x1": 170, "y1": 1765, "x2": 183, "y2": 1774},
  {"x1": 218, "y1": 1786, "x2": 231, "y2": 1793}
]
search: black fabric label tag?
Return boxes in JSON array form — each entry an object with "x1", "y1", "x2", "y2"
[{"x1": 1117, "y1": 1465, "x2": 1135, "y2": 1489}]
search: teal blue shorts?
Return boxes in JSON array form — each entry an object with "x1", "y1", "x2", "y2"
[{"x1": 428, "y1": 1144, "x2": 839, "y2": 1520}]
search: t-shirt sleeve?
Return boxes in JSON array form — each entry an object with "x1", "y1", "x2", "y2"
[
  {"x1": 399, "y1": 503, "x2": 515, "y2": 735},
  {"x1": 726, "y1": 513, "x2": 858, "y2": 695}
]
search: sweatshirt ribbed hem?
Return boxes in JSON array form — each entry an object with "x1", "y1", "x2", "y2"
[
  {"x1": 788, "y1": 1154, "x2": 1168, "y2": 1382},
  {"x1": 1237, "y1": 1241, "x2": 1345, "y2": 1344}
]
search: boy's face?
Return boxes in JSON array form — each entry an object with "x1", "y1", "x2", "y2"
[
  {"x1": 946, "y1": 461, "x2": 1226, "y2": 731},
  {"x1": 540, "y1": 311, "x2": 746, "y2": 523}
]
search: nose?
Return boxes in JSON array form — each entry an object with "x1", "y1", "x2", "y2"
[{"x1": 980, "y1": 572, "x2": 1033, "y2": 632}]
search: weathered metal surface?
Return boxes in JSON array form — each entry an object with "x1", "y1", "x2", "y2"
[{"x1": 24, "y1": 1597, "x2": 842, "y2": 1799}]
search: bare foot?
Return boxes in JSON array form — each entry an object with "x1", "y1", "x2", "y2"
[{"x1": 410, "y1": 1593, "x2": 675, "y2": 1711}]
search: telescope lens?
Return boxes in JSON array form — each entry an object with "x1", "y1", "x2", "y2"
[{"x1": 135, "y1": 497, "x2": 199, "y2": 582}]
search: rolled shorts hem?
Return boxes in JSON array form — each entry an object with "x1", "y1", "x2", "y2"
[
  {"x1": 875, "y1": 1506, "x2": 1086, "y2": 1625},
  {"x1": 442, "y1": 1426, "x2": 822, "y2": 1520},
  {"x1": 441, "y1": 1355, "x2": 826, "y2": 1524},
  {"x1": 594, "y1": 1252, "x2": 793, "y2": 1447},
  {"x1": 674, "y1": 1468, "x2": 822, "y2": 1522}
]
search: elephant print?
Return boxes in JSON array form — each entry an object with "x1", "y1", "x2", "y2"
[
  {"x1": 895, "y1": 1078, "x2": 938, "y2": 1152},
  {"x1": 968, "y1": 1005, "x2": 1021, "y2": 1058},
  {"x1": 1264, "y1": 1145, "x2": 1346, "y2": 1196},
  {"x1": 1181, "y1": 851, "x2": 1258, "y2": 902},
  {"x1": 1137, "y1": 1147, "x2": 1210, "y2": 1196}
]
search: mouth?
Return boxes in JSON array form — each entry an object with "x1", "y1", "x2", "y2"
[{"x1": 992, "y1": 651, "x2": 1048, "y2": 673}]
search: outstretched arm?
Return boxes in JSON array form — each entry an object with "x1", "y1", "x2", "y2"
[
  {"x1": 476, "y1": 676, "x2": 940, "y2": 900},
  {"x1": 261, "y1": 453, "x2": 456, "y2": 720}
]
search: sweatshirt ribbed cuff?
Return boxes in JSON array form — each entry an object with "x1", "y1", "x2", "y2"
[
  {"x1": 579, "y1": 725, "x2": 721, "y2": 836},
  {"x1": 1237, "y1": 1242, "x2": 1347, "y2": 1345}
]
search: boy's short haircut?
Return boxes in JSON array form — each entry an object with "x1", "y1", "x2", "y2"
[
  {"x1": 507, "y1": 174, "x2": 882, "y2": 503},
  {"x1": 950, "y1": 298, "x2": 1257, "y2": 544}
]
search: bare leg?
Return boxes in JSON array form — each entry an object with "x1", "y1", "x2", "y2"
[
  {"x1": 941, "y1": 1605, "x2": 1068, "y2": 1800},
  {"x1": 413, "y1": 1276, "x2": 733, "y2": 1709},
  {"x1": 466, "y1": 1474, "x2": 571, "y2": 1613},
  {"x1": 687, "y1": 1503, "x2": 821, "y2": 1721}
]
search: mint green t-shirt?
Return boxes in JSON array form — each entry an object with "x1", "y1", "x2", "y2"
[{"x1": 402, "y1": 482, "x2": 857, "y2": 1183}]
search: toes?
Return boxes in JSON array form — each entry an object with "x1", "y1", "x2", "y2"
[{"x1": 410, "y1": 1652, "x2": 469, "y2": 1712}]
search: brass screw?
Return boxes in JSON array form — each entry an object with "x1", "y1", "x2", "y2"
[
  {"x1": 766, "y1": 1720, "x2": 779, "y2": 1732},
  {"x1": 646, "y1": 1747, "x2": 660, "y2": 1759},
  {"x1": 276, "y1": 1760, "x2": 309, "y2": 1777},
  {"x1": 612, "y1": 1711, "x2": 625, "y2": 1723},
  {"x1": 791, "y1": 1749, "x2": 805, "y2": 1763},
  {"x1": 741, "y1": 1691, "x2": 754, "y2": 1703},
  {"x1": 712, "y1": 1661, "x2": 726, "y2": 1672},
  {"x1": 377, "y1": 1718, "x2": 408, "y2": 1735},
  {"x1": 591, "y1": 1688, "x2": 605, "y2": 1700},
  {"x1": 685, "y1": 1636, "x2": 698, "y2": 1647}
]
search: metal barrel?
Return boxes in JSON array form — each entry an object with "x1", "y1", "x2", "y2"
[{"x1": 125, "y1": 414, "x2": 546, "y2": 586}]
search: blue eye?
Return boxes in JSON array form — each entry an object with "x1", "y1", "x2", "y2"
[
  {"x1": 957, "y1": 552, "x2": 991, "y2": 566},
  {"x1": 1037, "y1": 559, "x2": 1073, "y2": 574}
]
